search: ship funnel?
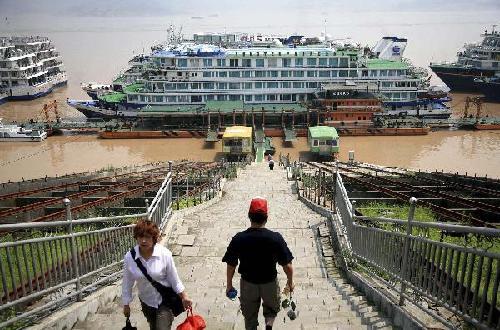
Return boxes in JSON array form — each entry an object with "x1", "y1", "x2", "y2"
[{"x1": 372, "y1": 36, "x2": 407, "y2": 61}]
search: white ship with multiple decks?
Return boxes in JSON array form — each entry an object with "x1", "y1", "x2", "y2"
[
  {"x1": 70, "y1": 35, "x2": 450, "y2": 118},
  {"x1": 0, "y1": 36, "x2": 67, "y2": 101}
]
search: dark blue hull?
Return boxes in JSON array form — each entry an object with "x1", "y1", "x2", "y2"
[
  {"x1": 430, "y1": 65, "x2": 497, "y2": 92},
  {"x1": 476, "y1": 81, "x2": 500, "y2": 102}
]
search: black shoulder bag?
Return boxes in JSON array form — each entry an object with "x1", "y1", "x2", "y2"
[{"x1": 129, "y1": 248, "x2": 185, "y2": 316}]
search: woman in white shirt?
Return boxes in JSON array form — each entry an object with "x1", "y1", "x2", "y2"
[{"x1": 122, "y1": 220, "x2": 192, "y2": 330}]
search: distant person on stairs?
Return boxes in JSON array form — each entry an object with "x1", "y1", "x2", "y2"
[
  {"x1": 267, "y1": 155, "x2": 274, "y2": 170},
  {"x1": 223, "y1": 197, "x2": 294, "y2": 330}
]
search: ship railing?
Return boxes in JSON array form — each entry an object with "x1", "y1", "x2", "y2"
[{"x1": 296, "y1": 167, "x2": 500, "y2": 329}]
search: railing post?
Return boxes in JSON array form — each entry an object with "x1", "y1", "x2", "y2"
[
  {"x1": 63, "y1": 198, "x2": 81, "y2": 302},
  {"x1": 168, "y1": 161, "x2": 173, "y2": 210},
  {"x1": 145, "y1": 198, "x2": 150, "y2": 221},
  {"x1": 399, "y1": 197, "x2": 417, "y2": 306}
]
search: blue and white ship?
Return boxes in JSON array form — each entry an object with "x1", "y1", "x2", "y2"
[{"x1": 69, "y1": 34, "x2": 450, "y2": 119}]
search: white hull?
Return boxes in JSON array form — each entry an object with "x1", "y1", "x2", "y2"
[
  {"x1": 0, "y1": 135, "x2": 47, "y2": 142},
  {"x1": 5, "y1": 73, "x2": 67, "y2": 99}
]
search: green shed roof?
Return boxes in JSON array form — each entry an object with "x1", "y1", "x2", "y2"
[
  {"x1": 138, "y1": 104, "x2": 202, "y2": 113},
  {"x1": 205, "y1": 100, "x2": 244, "y2": 112},
  {"x1": 365, "y1": 59, "x2": 408, "y2": 70},
  {"x1": 308, "y1": 126, "x2": 339, "y2": 139}
]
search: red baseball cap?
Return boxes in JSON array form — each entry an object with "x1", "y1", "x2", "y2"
[{"x1": 249, "y1": 197, "x2": 268, "y2": 214}]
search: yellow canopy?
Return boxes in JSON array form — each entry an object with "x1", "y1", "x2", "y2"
[{"x1": 222, "y1": 126, "x2": 252, "y2": 139}]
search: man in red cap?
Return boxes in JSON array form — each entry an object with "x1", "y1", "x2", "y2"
[{"x1": 223, "y1": 197, "x2": 294, "y2": 330}]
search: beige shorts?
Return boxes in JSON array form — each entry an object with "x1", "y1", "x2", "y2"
[{"x1": 239, "y1": 277, "x2": 281, "y2": 330}]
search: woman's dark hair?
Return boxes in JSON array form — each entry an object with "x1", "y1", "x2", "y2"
[
  {"x1": 248, "y1": 212, "x2": 268, "y2": 224},
  {"x1": 133, "y1": 220, "x2": 160, "y2": 244}
]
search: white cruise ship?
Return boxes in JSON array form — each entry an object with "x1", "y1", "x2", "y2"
[
  {"x1": 70, "y1": 35, "x2": 451, "y2": 118},
  {"x1": 0, "y1": 36, "x2": 67, "y2": 101}
]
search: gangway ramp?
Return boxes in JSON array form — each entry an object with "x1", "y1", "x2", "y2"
[
  {"x1": 284, "y1": 127, "x2": 297, "y2": 141},
  {"x1": 205, "y1": 129, "x2": 219, "y2": 142}
]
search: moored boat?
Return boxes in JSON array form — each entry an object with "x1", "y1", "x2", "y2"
[
  {"x1": 0, "y1": 118, "x2": 48, "y2": 141},
  {"x1": 429, "y1": 27, "x2": 500, "y2": 92}
]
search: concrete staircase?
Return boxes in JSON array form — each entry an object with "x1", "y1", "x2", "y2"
[{"x1": 73, "y1": 162, "x2": 393, "y2": 330}]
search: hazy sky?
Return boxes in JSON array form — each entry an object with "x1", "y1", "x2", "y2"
[{"x1": 1, "y1": 0, "x2": 499, "y2": 17}]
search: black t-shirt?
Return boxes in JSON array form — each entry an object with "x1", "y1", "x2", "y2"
[{"x1": 222, "y1": 227, "x2": 294, "y2": 284}]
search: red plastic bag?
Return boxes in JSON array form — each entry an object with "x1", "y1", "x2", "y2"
[{"x1": 176, "y1": 308, "x2": 206, "y2": 330}]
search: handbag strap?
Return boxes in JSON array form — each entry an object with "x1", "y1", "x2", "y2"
[{"x1": 129, "y1": 248, "x2": 170, "y2": 295}]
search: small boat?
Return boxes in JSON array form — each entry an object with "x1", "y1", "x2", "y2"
[{"x1": 0, "y1": 119, "x2": 48, "y2": 142}]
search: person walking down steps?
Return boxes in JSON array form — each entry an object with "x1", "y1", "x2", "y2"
[
  {"x1": 268, "y1": 155, "x2": 275, "y2": 170},
  {"x1": 222, "y1": 197, "x2": 294, "y2": 330},
  {"x1": 122, "y1": 220, "x2": 193, "y2": 330}
]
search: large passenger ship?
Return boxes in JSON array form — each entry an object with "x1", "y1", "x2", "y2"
[
  {"x1": 0, "y1": 36, "x2": 67, "y2": 101},
  {"x1": 430, "y1": 27, "x2": 500, "y2": 92},
  {"x1": 70, "y1": 34, "x2": 449, "y2": 118}
]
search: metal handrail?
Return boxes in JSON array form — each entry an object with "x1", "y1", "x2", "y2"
[
  {"x1": 332, "y1": 174, "x2": 500, "y2": 329},
  {"x1": 0, "y1": 161, "x2": 231, "y2": 328}
]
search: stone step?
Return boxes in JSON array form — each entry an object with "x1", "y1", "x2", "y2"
[{"x1": 69, "y1": 164, "x2": 391, "y2": 330}]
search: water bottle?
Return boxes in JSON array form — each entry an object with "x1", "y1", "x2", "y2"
[{"x1": 226, "y1": 287, "x2": 238, "y2": 301}]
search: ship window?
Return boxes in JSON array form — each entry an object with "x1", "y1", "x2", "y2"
[
  {"x1": 332, "y1": 140, "x2": 337, "y2": 146},
  {"x1": 229, "y1": 59, "x2": 239, "y2": 67},
  {"x1": 203, "y1": 59, "x2": 213, "y2": 67},
  {"x1": 331, "y1": 70, "x2": 338, "y2": 77},
  {"x1": 295, "y1": 58, "x2": 303, "y2": 66},
  {"x1": 339, "y1": 58, "x2": 348, "y2": 68},
  {"x1": 329, "y1": 58, "x2": 338, "y2": 67},
  {"x1": 191, "y1": 95, "x2": 202, "y2": 102},
  {"x1": 243, "y1": 71, "x2": 252, "y2": 77},
  {"x1": 218, "y1": 83, "x2": 227, "y2": 89},
  {"x1": 307, "y1": 71, "x2": 317, "y2": 77},
  {"x1": 255, "y1": 95, "x2": 264, "y2": 101},
  {"x1": 203, "y1": 71, "x2": 212, "y2": 77},
  {"x1": 319, "y1": 70, "x2": 330, "y2": 77},
  {"x1": 319, "y1": 141, "x2": 326, "y2": 146},
  {"x1": 268, "y1": 71, "x2": 278, "y2": 77},
  {"x1": 267, "y1": 94, "x2": 277, "y2": 101},
  {"x1": 307, "y1": 58, "x2": 317, "y2": 66},
  {"x1": 177, "y1": 59, "x2": 187, "y2": 67},
  {"x1": 319, "y1": 58, "x2": 327, "y2": 66},
  {"x1": 293, "y1": 71, "x2": 304, "y2": 77},
  {"x1": 282, "y1": 82, "x2": 291, "y2": 88},
  {"x1": 281, "y1": 94, "x2": 292, "y2": 101},
  {"x1": 267, "y1": 82, "x2": 278, "y2": 88},
  {"x1": 245, "y1": 95, "x2": 252, "y2": 101},
  {"x1": 219, "y1": 71, "x2": 227, "y2": 77},
  {"x1": 339, "y1": 70, "x2": 348, "y2": 77},
  {"x1": 255, "y1": 71, "x2": 265, "y2": 77},
  {"x1": 217, "y1": 59, "x2": 226, "y2": 66},
  {"x1": 313, "y1": 140, "x2": 318, "y2": 146},
  {"x1": 255, "y1": 82, "x2": 264, "y2": 88},
  {"x1": 242, "y1": 59, "x2": 252, "y2": 67},
  {"x1": 256, "y1": 59, "x2": 265, "y2": 67},
  {"x1": 281, "y1": 71, "x2": 290, "y2": 77},
  {"x1": 203, "y1": 82, "x2": 214, "y2": 89},
  {"x1": 349, "y1": 70, "x2": 358, "y2": 77},
  {"x1": 244, "y1": 82, "x2": 252, "y2": 89},
  {"x1": 282, "y1": 58, "x2": 291, "y2": 67},
  {"x1": 229, "y1": 95, "x2": 241, "y2": 101},
  {"x1": 229, "y1": 71, "x2": 240, "y2": 77},
  {"x1": 293, "y1": 82, "x2": 303, "y2": 88},
  {"x1": 493, "y1": 62, "x2": 498, "y2": 68},
  {"x1": 268, "y1": 58, "x2": 278, "y2": 67},
  {"x1": 229, "y1": 83, "x2": 240, "y2": 89}
]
